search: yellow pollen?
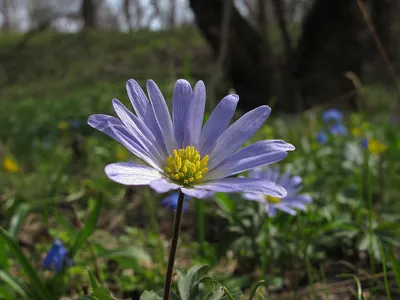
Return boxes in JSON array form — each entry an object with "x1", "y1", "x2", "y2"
[
  {"x1": 265, "y1": 195, "x2": 281, "y2": 204},
  {"x1": 164, "y1": 146, "x2": 209, "y2": 185}
]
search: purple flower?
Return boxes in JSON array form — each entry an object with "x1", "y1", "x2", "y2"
[
  {"x1": 322, "y1": 109, "x2": 343, "y2": 124},
  {"x1": 43, "y1": 239, "x2": 72, "y2": 272},
  {"x1": 329, "y1": 123, "x2": 348, "y2": 136},
  {"x1": 316, "y1": 131, "x2": 328, "y2": 144},
  {"x1": 243, "y1": 167, "x2": 312, "y2": 217},
  {"x1": 88, "y1": 79, "x2": 295, "y2": 198}
]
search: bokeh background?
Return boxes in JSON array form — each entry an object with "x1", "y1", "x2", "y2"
[{"x1": 1, "y1": 0, "x2": 400, "y2": 299}]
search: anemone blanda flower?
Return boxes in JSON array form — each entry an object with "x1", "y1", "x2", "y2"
[
  {"x1": 43, "y1": 239, "x2": 72, "y2": 272},
  {"x1": 243, "y1": 166, "x2": 312, "y2": 217},
  {"x1": 322, "y1": 108, "x2": 343, "y2": 124},
  {"x1": 88, "y1": 79, "x2": 295, "y2": 198}
]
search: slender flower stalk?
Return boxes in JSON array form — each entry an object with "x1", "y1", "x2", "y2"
[{"x1": 163, "y1": 190, "x2": 185, "y2": 300}]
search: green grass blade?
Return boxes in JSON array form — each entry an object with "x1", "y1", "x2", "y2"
[
  {"x1": 337, "y1": 274, "x2": 362, "y2": 300},
  {"x1": 387, "y1": 245, "x2": 400, "y2": 290},
  {"x1": 249, "y1": 280, "x2": 267, "y2": 300},
  {"x1": 0, "y1": 270, "x2": 29, "y2": 299},
  {"x1": 69, "y1": 197, "x2": 102, "y2": 259},
  {"x1": 87, "y1": 267, "x2": 100, "y2": 289},
  {"x1": 380, "y1": 242, "x2": 392, "y2": 300},
  {"x1": 0, "y1": 228, "x2": 53, "y2": 300}
]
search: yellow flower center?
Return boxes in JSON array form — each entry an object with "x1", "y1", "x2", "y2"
[
  {"x1": 265, "y1": 195, "x2": 281, "y2": 204},
  {"x1": 164, "y1": 146, "x2": 209, "y2": 185}
]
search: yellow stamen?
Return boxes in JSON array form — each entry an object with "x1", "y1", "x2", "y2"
[
  {"x1": 265, "y1": 195, "x2": 281, "y2": 204},
  {"x1": 164, "y1": 146, "x2": 209, "y2": 185}
]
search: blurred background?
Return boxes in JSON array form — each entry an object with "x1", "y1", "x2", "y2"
[{"x1": 1, "y1": 0, "x2": 400, "y2": 299}]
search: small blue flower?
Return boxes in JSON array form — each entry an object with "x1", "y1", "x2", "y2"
[
  {"x1": 43, "y1": 239, "x2": 72, "y2": 272},
  {"x1": 162, "y1": 191, "x2": 215, "y2": 212},
  {"x1": 70, "y1": 120, "x2": 80, "y2": 129},
  {"x1": 243, "y1": 166, "x2": 312, "y2": 217},
  {"x1": 322, "y1": 109, "x2": 343, "y2": 124},
  {"x1": 162, "y1": 193, "x2": 190, "y2": 212},
  {"x1": 361, "y1": 138, "x2": 368, "y2": 149},
  {"x1": 316, "y1": 131, "x2": 328, "y2": 144},
  {"x1": 329, "y1": 123, "x2": 348, "y2": 136}
]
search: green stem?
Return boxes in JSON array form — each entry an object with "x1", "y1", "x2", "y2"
[
  {"x1": 163, "y1": 190, "x2": 185, "y2": 300},
  {"x1": 365, "y1": 150, "x2": 376, "y2": 284},
  {"x1": 261, "y1": 218, "x2": 270, "y2": 276}
]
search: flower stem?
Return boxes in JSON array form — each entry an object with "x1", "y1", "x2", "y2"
[{"x1": 163, "y1": 190, "x2": 185, "y2": 300}]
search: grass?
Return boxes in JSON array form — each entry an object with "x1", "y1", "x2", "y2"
[{"x1": 1, "y1": 27, "x2": 400, "y2": 299}]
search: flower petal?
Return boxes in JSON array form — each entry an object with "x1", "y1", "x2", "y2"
[
  {"x1": 88, "y1": 115, "x2": 161, "y2": 170},
  {"x1": 112, "y1": 99, "x2": 166, "y2": 163},
  {"x1": 105, "y1": 162, "x2": 162, "y2": 185},
  {"x1": 197, "y1": 177, "x2": 286, "y2": 197},
  {"x1": 126, "y1": 80, "x2": 167, "y2": 153},
  {"x1": 184, "y1": 80, "x2": 206, "y2": 147},
  {"x1": 146, "y1": 80, "x2": 177, "y2": 154},
  {"x1": 172, "y1": 79, "x2": 193, "y2": 148},
  {"x1": 181, "y1": 187, "x2": 214, "y2": 199},
  {"x1": 88, "y1": 114, "x2": 140, "y2": 145},
  {"x1": 149, "y1": 178, "x2": 181, "y2": 193},
  {"x1": 206, "y1": 140, "x2": 294, "y2": 179},
  {"x1": 107, "y1": 121, "x2": 162, "y2": 171},
  {"x1": 242, "y1": 192, "x2": 264, "y2": 202},
  {"x1": 198, "y1": 94, "x2": 239, "y2": 156},
  {"x1": 208, "y1": 105, "x2": 272, "y2": 169}
]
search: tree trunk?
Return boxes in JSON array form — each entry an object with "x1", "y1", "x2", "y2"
[
  {"x1": 291, "y1": 0, "x2": 363, "y2": 109},
  {"x1": 81, "y1": 0, "x2": 96, "y2": 29},
  {"x1": 124, "y1": 0, "x2": 132, "y2": 31},
  {"x1": 190, "y1": 0, "x2": 272, "y2": 112},
  {"x1": 190, "y1": 0, "x2": 364, "y2": 112}
]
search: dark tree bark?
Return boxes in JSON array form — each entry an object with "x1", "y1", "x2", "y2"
[
  {"x1": 81, "y1": 0, "x2": 96, "y2": 29},
  {"x1": 292, "y1": 0, "x2": 363, "y2": 110},
  {"x1": 189, "y1": 0, "x2": 272, "y2": 112},
  {"x1": 124, "y1": 0, "x2": 133, "y2": 31},
  {"x1": 190, "y1": 0, "x2": 365, "y2": 112}
]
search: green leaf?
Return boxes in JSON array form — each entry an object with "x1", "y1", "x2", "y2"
[
  {"x1": 69, "y1": 197, "x2": 102, "y2": 259},
  {"x1": 88, "y1": 268, "x2": 100, "y2": 290},
  {"x1": 0, "y1": 270, "x2": 29, "y2": 299},
  {"x1": 9, "y1": 203, "x2": 31, "y2": 239},
  {"x1": 91, "y1": 287, "x2": 115, "y2": 300},
  {"x1": 177, "y1": 265, "x2": 210, "y2": 300},
  {"x1": 0, "y1": 228, "x2": 53, "y2": 300},
  {"x1": 97, "y1": 246, "x2": 152, "y2": 268},
  {"x1": 79, "y1": 296, "x2": 97, "y2": 300},
  {"x1": 203, "y1": 285, "x2": 225, "y2": 300},
  {"x1": 0, "y1": 237, "x2": 8, "y2": 269},
  {"x1": 139, "y1": 290, "x2": 163, "y2": 300}
]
